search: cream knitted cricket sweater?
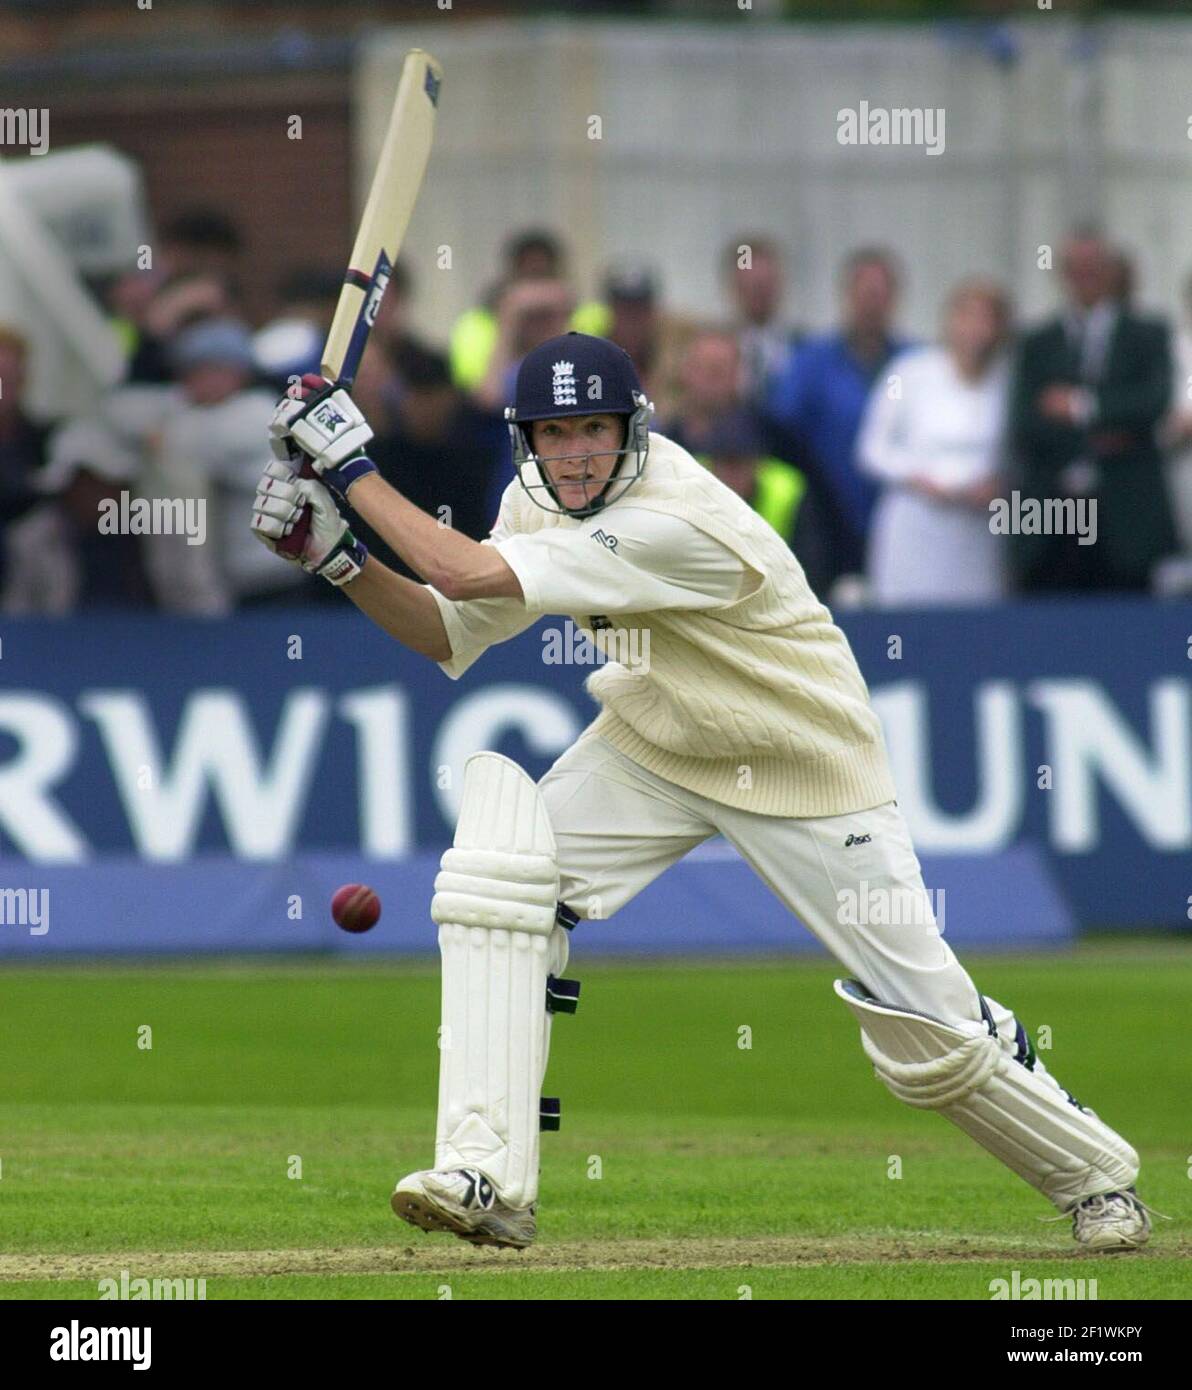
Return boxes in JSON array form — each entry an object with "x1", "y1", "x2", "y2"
[{"x1": 504, "y1": 432, "x2": 897, "y2": 819}]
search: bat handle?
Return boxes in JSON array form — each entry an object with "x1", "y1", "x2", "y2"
[{"x1": 276, "y1": 457, "x2": 319, "y2": 558}]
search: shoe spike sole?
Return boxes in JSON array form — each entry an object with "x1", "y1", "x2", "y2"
[{"x1": 390, "y1": 1190, "x2": 528, "y2": 1250}]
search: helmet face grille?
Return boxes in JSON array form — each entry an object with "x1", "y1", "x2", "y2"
[
  {"x1": 505, "y1": 333, "x2": 653, "y2": 518},
  {"x1": 508, "y1": 393, "x2": 653, "y2": 518}
]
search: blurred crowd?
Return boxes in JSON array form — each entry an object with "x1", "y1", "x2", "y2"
[{"x1": 3, "y1": 212, "x2": 1192, "y2": 614}]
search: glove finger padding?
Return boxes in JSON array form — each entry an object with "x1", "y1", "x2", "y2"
[
  {"x1": 251, "y1": 459, "x2": 306, "y2": 547},
  {"x1": 259, "y1": 456, "x2": 303, "y2": 489},
  {"x1": 269, "y1": 391, "x2": 311, "y2": 439},
  {"x1": 267, "y1": 374, "x2": 328, "y2": 463},
  {"x1": 252, "y1": 458, "x2": 367, "y2": 585},
  {"x1": 268, "y1": 431, "x2": 305, "y2": 467},
  {"x1": 254, "y1": 490, "x2": 303, "y2": 529}
]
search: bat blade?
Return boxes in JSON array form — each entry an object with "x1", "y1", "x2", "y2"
[
  {"x1": 322, "y1": 47, "x2": 443, "y2": 387},
  {"x1": 278, "y1": 48, "x2": 442, "y2": 559}
]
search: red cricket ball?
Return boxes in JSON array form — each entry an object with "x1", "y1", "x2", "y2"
[{"x1": 331, "y1": 883, "x2": 381, "y2": 933}]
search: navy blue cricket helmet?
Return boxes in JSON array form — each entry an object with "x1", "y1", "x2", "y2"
[{"x1": 504, "y1": 331, "x2": 653, "y2": 518}]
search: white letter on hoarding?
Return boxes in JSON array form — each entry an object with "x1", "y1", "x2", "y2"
[
  {"x1": 430, "y1": 687, "x2": 580, "y2": 824},
  {"x1": 1029, "y1": 679, "x2": 1191, "y2": 851},
  {"x1": 338, "y1": 687, "x2": 410, "y2": 857},
  {"x1": 80, "y1": 690, "x2": 328, "y2": 860},
  {"x1": 0, "y1": 695, "x2": 88, "y2": 861},
  {"x1": 871, "y1": 681, "x2": 1022, "y2": 852}
]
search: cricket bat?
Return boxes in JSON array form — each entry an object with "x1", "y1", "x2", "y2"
[{"x1": 279, "y1": 47, "x2": 443, "y2": 556}]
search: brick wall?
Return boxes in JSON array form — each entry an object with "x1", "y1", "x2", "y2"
[{"x1": 42, "y1": 76, "x2": 352, "y2": 325}]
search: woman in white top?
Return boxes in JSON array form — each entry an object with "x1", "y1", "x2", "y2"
[{"x1": 858, "y1": 278, "x2": 1012, "y2": 605}]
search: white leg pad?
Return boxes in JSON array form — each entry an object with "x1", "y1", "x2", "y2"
[
  {"x1": 431, "y1": 752, "x2": 566, "y2": 1210},
  {"x1": 835, "y1": 979, "x2": 1139, "y2": 1211}
]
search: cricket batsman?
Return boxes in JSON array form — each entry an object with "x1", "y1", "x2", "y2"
[{"x1": 252, "y1": 332, "x2": 1152, "y2": 1254}]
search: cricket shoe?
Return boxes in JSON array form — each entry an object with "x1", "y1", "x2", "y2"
[
  {"x1": 1069, "y1": 1188, "x2": 1152, "y2": 1252},
  {"x1": 391, "y1": 1167, "x2": 537, "y2": 1249}
]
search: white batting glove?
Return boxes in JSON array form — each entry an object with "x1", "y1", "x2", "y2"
[
  {"x1": 268, "y1": 373, "x2": 377, "y2": 500},
  {"x1": 250, "y1": 459, "x2": 368, "y2": 586}
]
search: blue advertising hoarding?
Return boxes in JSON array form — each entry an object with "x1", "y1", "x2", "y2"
[{"x1": 0, "y1": 599, "x2": 1188, "y2": 956}]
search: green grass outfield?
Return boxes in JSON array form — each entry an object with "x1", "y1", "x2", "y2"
[{"x1": 0, "y1": 940, "x2": 1186, "y2": 1300}]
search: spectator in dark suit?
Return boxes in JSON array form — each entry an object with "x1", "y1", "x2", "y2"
[
  {"x1": 600, "y1": 262, "x2": 692, "y2": 421},
  {"x1": 356, "y1": 341, "x2": 501, "y2": 579},
  {"x1": 1010, "y1": 231, "x2": 1176, "y2": 592},
  {"x1": 0, "y1": 326, "x2": 50, "y2": 592},
  {"x1": 722, "y1": 233, "x2": 802, "y2": 405}
]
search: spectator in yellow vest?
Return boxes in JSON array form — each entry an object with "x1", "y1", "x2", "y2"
[
  {"x1": 662, "y1": 329, "x2": 806, "y2": 546},
  {"x1": 699, "y1": 406, "x2": 806, "y2": 547},
  {"x1": 471, "y1": 277, "x2": 578, "y2": 413},
  {"x1": 449, "y1": 228, "x2": 608, "y2": 392}
]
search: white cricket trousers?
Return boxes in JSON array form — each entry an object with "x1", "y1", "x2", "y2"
[{"x1": 537, "y1": 734, "x2": 1006, "y2": 1036}]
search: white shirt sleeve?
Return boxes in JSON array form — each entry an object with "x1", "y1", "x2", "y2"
[
  {"x1": 494, "y1": 507, "x2": 752, "y2": 617},
  {"x1": 429, "y1": 581, "x2": 541, "y2": 680}
]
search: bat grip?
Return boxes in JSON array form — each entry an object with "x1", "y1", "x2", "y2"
[{"x1": 276, "y1": 458, "x2": 319, "y2": 557}]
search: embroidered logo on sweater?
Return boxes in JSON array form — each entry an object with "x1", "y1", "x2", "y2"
[{"x1": 591, "y1": 529, "x2": 619, "y2": 551}]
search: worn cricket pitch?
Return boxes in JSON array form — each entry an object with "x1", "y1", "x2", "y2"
[{"x1": 0, "y1": 946, "x2": 1186, "y2": 1299}]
